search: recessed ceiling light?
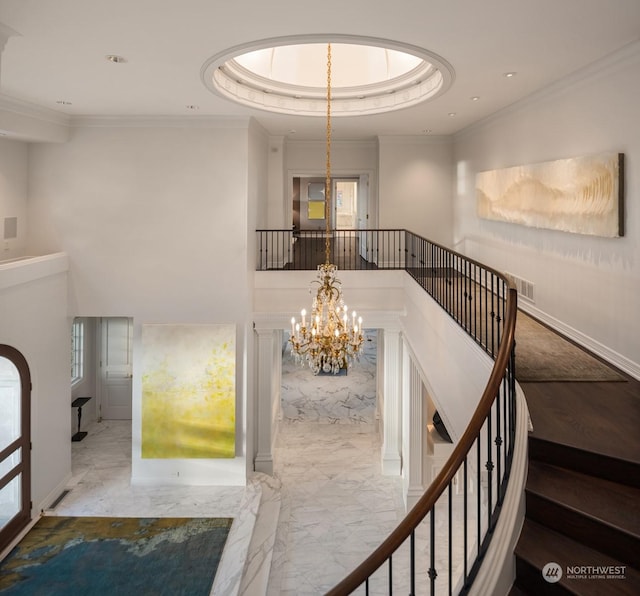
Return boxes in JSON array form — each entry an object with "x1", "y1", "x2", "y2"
[
  {"x1": 422, "y1": 129, "x2": 432, "y2": 134},
  {"x1": 503, "y1": 72, "x2": 516, "y2": 78},
  {"x1": 56, "y1": 100, "x2": 72, "y2": 105},
  {"x1": 186, "y1": 105, "x2": 199, "y2": 110},
  {"x1": 289, "y1": 129, "x2": 297, "y2": 134},
  {"x1": 471, "y1": 96, "x2": 480, "y2": 101},
  {"x1": 448, "y1": 112, "x2": 456, "y2": 117},
  {"x1": 105, "y1": 55, "x2": 126, "y2": 64}
]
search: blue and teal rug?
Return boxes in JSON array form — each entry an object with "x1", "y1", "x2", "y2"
[{"x1": 0, "y1": 516, "x2": 232, "y2": 595}]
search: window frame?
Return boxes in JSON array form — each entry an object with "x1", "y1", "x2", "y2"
[{"x1": 71, "y1": 319, "x2": 84, "y2": 385}]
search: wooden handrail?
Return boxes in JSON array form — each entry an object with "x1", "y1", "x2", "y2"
[{"x1": 326, "y1": 285, "x2": 518, "y2": 595}]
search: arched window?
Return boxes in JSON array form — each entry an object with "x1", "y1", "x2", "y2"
[{"x1": 0, "y1": 345, "x2": 31, "y2": 552}]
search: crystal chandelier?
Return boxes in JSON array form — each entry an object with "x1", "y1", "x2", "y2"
[{"x1": 289, "y1": 43, "x2": 365, "y2": 375}]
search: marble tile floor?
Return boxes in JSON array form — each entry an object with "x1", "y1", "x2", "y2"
[
  {"x1": 46, "y1": 419, "x2": 253, "y2": 596},
  {"x1": 280, "y1": 330, "x2": 378, "y2": 425},
  {"x1": 51, "y1": 328, "x2": 479, "y2": 595},
  {"x1": 55, "y1": 419, "x2": 480, "y2": 595}
]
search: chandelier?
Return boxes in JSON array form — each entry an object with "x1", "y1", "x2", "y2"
[{"x1": 289, "y1": 43, "x2": 365, "y2": 375}]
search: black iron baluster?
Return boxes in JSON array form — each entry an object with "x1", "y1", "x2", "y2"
[
  {"x1": 496, "y1": 385, "x2": 503, "y2": 505},
  {"x1": 429, "y1": 506, "x2": 437, "y2": 595},
  {"x1": 448, "y1": 480, "x2": 453, "y2": 596},
  {"x1": 486, "y1": 406, "x2": 494, "y2": 517},
  {"x1": 463, "y1": 456, "x2": 469, "y2": 586},
  {"x1": 410, "y1": 529, "x2": 416, "y2": 596},
  {"x1": 477, "y1": 433, "x2": 482, "y2": 557}
]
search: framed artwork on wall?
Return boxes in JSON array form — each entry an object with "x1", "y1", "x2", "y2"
[
  {"x1": 308, "y1": 200, "x2": 325, "y2": 220},
  {"x1": 141, "y1": 324, "x2": 236, "y2": 459},
  {"x1": 476, "y1": 152, "x2": 624, "y2": 237},
  {"x1": 307, "y1": 182, "x2": 325, "y2": 200}
]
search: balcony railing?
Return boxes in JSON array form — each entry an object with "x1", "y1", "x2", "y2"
[{"x1": 257, "y1": 228, "x2": 518, "y2": 594}]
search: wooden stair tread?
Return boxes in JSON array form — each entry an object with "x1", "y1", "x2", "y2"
[
  {"x1": 527, "y1": 460, "x2": 640, "y2": 538},
  {"x1": 515, "y1": 519, "x2": 640, "y2": 595},
  {"x1": 522, "y1": 380, "x2": 640, "y2": 466}
]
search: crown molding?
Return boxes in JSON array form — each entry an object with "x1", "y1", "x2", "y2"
[
  {"x1": 285, "y1": 137, "x2": 378, "y2": 148},
  {"x1": 70, "y1": 114, "x2": 252, "y2": 129},
  {"x1": 378, "y1": 134, "x2": 452, "y2": 146},
  {"x1": 0, "y1": 93, "x2": 71, "y2": 127},
  {"x1": 455, "y1": 39, "x2": 640, "y2": 141}
]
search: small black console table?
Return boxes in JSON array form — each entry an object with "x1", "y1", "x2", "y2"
[{"x1": 71, "y1": 396, "x2": 91, "y2": 442}]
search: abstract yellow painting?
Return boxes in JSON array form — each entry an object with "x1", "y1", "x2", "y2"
[
  {"x1": 141, "y1": 324, "x2": 235, "y2": 458},
  {"x1": 476, "y1": 152, "x2": 624, "y2": 237}
]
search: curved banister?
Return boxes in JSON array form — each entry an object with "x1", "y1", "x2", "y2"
[
  {"x1": 256, "y1": 228, "x2": 518, "y2": 594},
  {"x1": 326, "y1": 285, "x2": 518, "y2": 595}
]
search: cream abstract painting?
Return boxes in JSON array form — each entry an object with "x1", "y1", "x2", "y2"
[
  {"x1": 142, "y1": 324, "x2": 235, "y2": 459},
  {"x1": 476, "y1": 153, "x2": 623, "y2": 237}
]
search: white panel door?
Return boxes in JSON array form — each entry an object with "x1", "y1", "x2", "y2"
[{"x1": 100, "y1": 317, "x2": 133, "y2": 420}]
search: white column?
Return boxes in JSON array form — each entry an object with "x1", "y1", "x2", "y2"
[
  {"x1": 254, "y1": 328, "x2": 276, "y2": 475},
  {"x1": 381, "y1": 328, "x2": 402, "y2": 475},
  {"x1": 272, "y1": 329, "x2": 283, "y2": 426},
  {"x1": 402, "y1": 339, "x2": 426, "y2": 509}
]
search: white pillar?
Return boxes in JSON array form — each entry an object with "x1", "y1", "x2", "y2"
[
  {"x1": 254, "y1": 328, "x2": 276, "y2": 475},
  {"x1": 402, "y1": 339, "x2": 426, "y2": 509},
  {"x1": 272, "y1": 329, "x2": 283, "y2": 426},
  {"x1": 381, "y1": 328, "x2": 402, "y2": 475}
]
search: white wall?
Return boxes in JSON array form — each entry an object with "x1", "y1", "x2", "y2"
[
  {"x1": 453, "y1": 42, "x2": 640, "y2": 377},
  {"x1": 400, "y1": 276, "x2": 494, "y2": 441},
  {"x1": 0, "y1": 254, "x2": 71, "y2": 512},
  {"x1": 247, "y1": 120, "x2": 269, "y2": 476},
  {"x1": 0, "y1": 137, "x2": 28, "y2": 260},
  {"x1": 27, "y1": 120, "x2": 257, "y2": 485},
  {"x1": 378, "y1": 136, "x2": 454, "y2": 247}
]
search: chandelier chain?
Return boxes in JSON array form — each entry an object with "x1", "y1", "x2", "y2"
[
  {"x1": 325, "y1": 43, "x2": 332, "y2": 264},
  {"x1": 289, "y1": 42, "x2": 364, "y2": 375}
]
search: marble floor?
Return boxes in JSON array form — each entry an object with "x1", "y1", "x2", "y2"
[{"x1": 50, "y1": 331, "x2": 476, "y2": 594}]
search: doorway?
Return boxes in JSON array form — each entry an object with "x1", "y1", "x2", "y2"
[
  {"x1": 291, "y1": 174, "x2": 370, "y2": 232},
  {"x1": 333, "y1": 179, "x2": 358, "y2": 229},
  {"x1": 0, "y1": 345, "x2": 31, "y2": 553},
  {"x1": 98, "y1": 317, "x2": 133, "y2": 420}
]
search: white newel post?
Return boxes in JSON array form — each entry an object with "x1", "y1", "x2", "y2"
[
  {"x1": 254, "y1": 327, "x2": 276, "y2": 475},
  {"x1": 382, "y1": 327, "x2": 402, "y2": 475},
  {"x1": 403, "y1": 339, "x2": 426, "y2": 508}
]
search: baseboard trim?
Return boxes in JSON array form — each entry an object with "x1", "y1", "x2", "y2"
[{"x1": 520, "y1": 304, "x2": 640, "y2": 381}]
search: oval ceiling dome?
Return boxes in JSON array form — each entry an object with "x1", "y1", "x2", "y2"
[{"x1": 201, "y1": 35, "x2": 454, "y2": 117}]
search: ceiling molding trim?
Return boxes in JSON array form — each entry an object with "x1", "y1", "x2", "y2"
[
  {"x1": 455, "y1": 39, "x2": 640, "y2": 142},
  {"x1": 378, "y1": 135, "x2": 453, "y2": 146},
  {"x1": 285, "y1": 138, "x2": 378, "y2": 149},
  {"x1": 0, "y1": 93, "x2": 71, "y2": 127},
  {"x1": 202, "y1": 34, "x2": 455, "y2": 118},
  {"x1": 69, "y1": 115, "x2": 252, "y2": 129}
]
